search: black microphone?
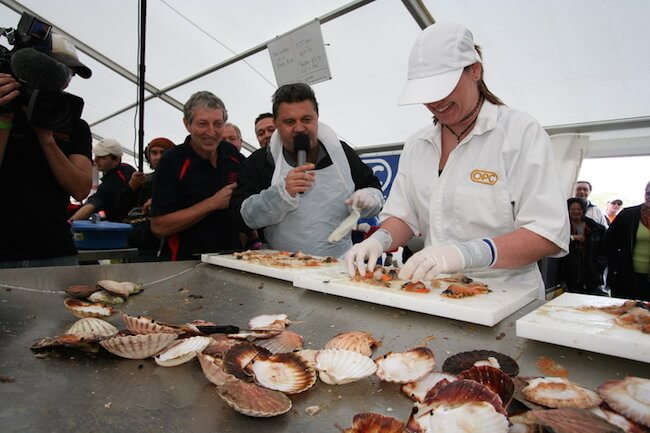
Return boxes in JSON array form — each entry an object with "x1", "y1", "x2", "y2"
[
  {"x1": 294, "y1": 133, "x2": 310, "y2": 167},
  {"x1": 10, "y1": 48, "x2": 71, "y2": 91}
]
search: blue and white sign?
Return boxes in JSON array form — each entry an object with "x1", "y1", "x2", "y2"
[{"x1": 360, "y1": 151, "x2": 401, "y2": 199}]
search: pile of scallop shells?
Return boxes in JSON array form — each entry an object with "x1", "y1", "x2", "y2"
[{"x1": 32, "y1": 298, "x2": 650, "y2": 431}]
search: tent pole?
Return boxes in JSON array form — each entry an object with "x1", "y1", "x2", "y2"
[{"x1": 137, "y1": 0, "x2": 147, "y2": 172}]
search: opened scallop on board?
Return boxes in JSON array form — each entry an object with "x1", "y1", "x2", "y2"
[
  {"x1": 516, "y1": 293, "x2": 650, "y2": 363},
  {"x1": 293, "y1": 267, "x2": 537, "y2": 326}
]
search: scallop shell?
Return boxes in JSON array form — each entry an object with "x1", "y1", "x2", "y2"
[
  {"x1": 315, "y1": 349, "x2": 377, "y2": 385},
  {"x1": 87, "y1": 290, "x2": 125, "y2": 304},
  {"x1": 522, "y1": 377, "x2": 602, "y2": 409},
  {"x1": 511, "y1": 408, "x2": 624, "y2": 433},
  {"x1": 343, "y1": 412, "x2": 405, "y2": 433},
  {"x1": 217, "y1": 379, "x2": 292, "y2": 417},
  {"x1": 591, "y1": 404, "x2": 648, "y2": 433},
  {"x1": 223, "y1": 342, "x2": 271, "y2": 379},
  {"x1": 401, "y1": 371, "x2": 457, "y2": 403},
  {"x1": 409, "y1": 401, "x2": 509, "y2": 433},
  {"x1": 228, "y1": 329, "x2": 281, "y2": 340},
  {"x1": 255, "y1": 330, "x2": 304, "y2": 353},
  {"x1": 442, "y1": 350, "x2": 519, "y2": 376},
  {"x1": 66, "y1": 318, "x2": 118, "y2": 338},
  {"x1": 31, "y1": 333, "x2": 101, "y2": 350},
  {"x1": 65, "y1": 284, "x2": 100, "y2": 298},
  {"x1": 197, "y1": 353, "x2": 238, "y2": 386},
  {"x1": 295, "y1": 349, "x2": 319, "y2": 369},
  {"x1": 202, "y1": 334, "x2": 240, "y2": 357},
  {"x1": 324, "y1": 331, "x2": 379, "y2": 357},
  {"x1": 248, "y1": 353, "x2": 317, "y2": 394},
  {"x1": 121, "y1": 313, "x2": 180, "y2": 335},
  {"x1": 599, "y1": 376, "x2": 650, "y2": 427},
  {"x1": 248, "y1": 313, "x2": 290, "y2": 330},
  {"x1": 64, "y1": 298, "x2": 114, "y2": 319},
  {"x1": 99, "y1": 333, "x2": 177, "y2": 359},
  {"x1": 375, "y1": 347, "x2": 436, "y2": 384},
  {"x1": 417, "y1": 379, "x2": 507, "y2": 415},
  {"x1": 97, "y1": 280, "x2": 143, "y2": 297},
  {"x1": 154, "y1": 336, "x2": 212, "y2": 367},
  {"x1": 458, "y1": 365, "x2": 515, "y2": 407}
]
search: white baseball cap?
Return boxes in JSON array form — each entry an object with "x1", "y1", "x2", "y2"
[
  {"x1": 93, "y1": 138, "x2": 123, "y2": 157},
  {"x1": 398, "y1": 22, "x2": 481, "y2": 105}
]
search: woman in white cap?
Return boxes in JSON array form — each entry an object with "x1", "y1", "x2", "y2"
[{"x1": 346, "y1": 22, "x2": 569, "y2": 299}]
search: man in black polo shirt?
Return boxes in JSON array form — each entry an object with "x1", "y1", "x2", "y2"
[
  {"x1": 150, "y1": 91, "x2": 241, "y2": 260},
  {"x1": 70, "y1": 138, "x2": 136, "y2": 222},
  {"x1": 0, "y1": 34, "x2": 93, "y2": 268},
  {"x1": 229, "y1": 83, "x2": 383, "y2": 257}
]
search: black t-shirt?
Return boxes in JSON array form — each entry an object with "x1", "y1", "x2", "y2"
[
  {"x1": 0, "y1": 111, "x2": 92, "y2": 260},
  {"x1": 229, "y1": 141, "x2": 382, "y2": 232},
  {"x1": 86, "y1": 163, "x2": 136, "y2": 222},
  {"x1": 151, "y1": 137, "x2": 242, "y2": 260}
]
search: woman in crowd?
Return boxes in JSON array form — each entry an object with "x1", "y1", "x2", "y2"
[
  {"x1": 560, "y1": 198, "x2": 607, "y2": 295},
  {"x1": 345, "y1": 22, "x2": 569, "y2": 299},
  {"x1": 606, "y1": 181, "x2": 650, "y2": 301}
]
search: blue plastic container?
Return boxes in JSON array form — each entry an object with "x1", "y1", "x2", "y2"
[{"x1": 72, "y1": 220, "x2": 132, "y2": 250}]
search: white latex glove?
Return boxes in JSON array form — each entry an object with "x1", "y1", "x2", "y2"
[
  {"x1": 399, "y1": 239, "x2": 496, "y2": 282},
  {"x1": 345, "y1": 229, "x2": 392, "y2": 277},
  {"x1": 398, "y1": 244, "x2": 465, "y2": 282},
  {"x1": 345, "y1": 188, "x2": 381, "y2": 210}
]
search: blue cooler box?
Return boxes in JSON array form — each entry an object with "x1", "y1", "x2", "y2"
[{"x1": 72, "y1": 221, "x2": 132, "y2": 250}]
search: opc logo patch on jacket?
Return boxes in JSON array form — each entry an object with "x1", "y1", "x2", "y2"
[{"x1": 470, "y1": 169, "x2": 498, "y2": 185}]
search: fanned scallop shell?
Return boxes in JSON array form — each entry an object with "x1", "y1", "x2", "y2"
[
  {"x1": 295, "y1": 349, "x2": 319, "y2": 369},
  {"x1": 248, "y1": 353, "x2": 316, "y2": 394},
  {"x1": 442, "y1": 350, "x2": 519, "y2": 376},
  {"x1": 65, "y1": 284, "x2": 100, "y2": 298},
  {"x1": 99, "y1": 333, "x2": 177, "y2": 359},
  {"x1": 97, "y1": 280, "x2": 143, "y2": 297},
  {"x1": 401, "y1": 371, "x2": 457, "y2": 403},
  {"x1": 228, "y1": 329, "x2": 281, "y2": 340},
  {"x1": 325, "y1": 331, "x2": 379, "y2": 357},
  {"x1": 255, "y1": 330, "x2": 304, "y2": 353},
  {"x1": 458, "y1": 365, "x2": 515, "y2": 407},
  {"x1": 599, "y1": 377, "x2": 650, "y2": 427},
  {"x1": 217, "y1": 379, "x2": 292, "y2": 417},
  {"x1": 64, "y1": 298, "x2": 114, "y2": 319},
  {"x1": 66, "y1": 318, "x2": 118, "y2": 338},
  {"x1": 248, "y1": 314, "x2": 290, "y2": 330},
  {"x1": 410, "y1": 401, "x2": 508, "y2": 433},
  {"x1": 591, "y1": 404, "x2": 648, "y2": 433},
  {"x1": 343, "y1": 412, "x2": 405, "y2": 433},
  {"x1": 154, "y1": 336, "x2": 212, "y2": 367},
  {"x1": 121, "y1": 313, "x2": 180, "y2": 335},
  {"x1": 511, "y1": 408, "x2": 624, "y2": 433},
  {"x1": 197, "y1": 353, "x2": 238, "y2": 386},
  {"x1": 315, "y1": 349, "x2": 377, "y2": 385},
  {"x1": 375, "y1": 347, "x2": 436, "y2": 384},
  {"x1": 31, "y1": 333, "x2": 101, "y2": 350},
  {"x1": 522, "y1": 377, "x2": 602, "y2": 409},
  {"x1": 202, "y1": 334, "x2": 240, "y2": 357},
  {"x1": 223, "y1": 342, "x2": 271, "y2": 379},
  {"x1": 88, "y1": 290, "x2": 125, "y2": 304}
]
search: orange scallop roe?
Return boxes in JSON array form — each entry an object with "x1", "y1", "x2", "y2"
[{"x1": 536, "y1": 356, "x2": 568, "y2": 377}]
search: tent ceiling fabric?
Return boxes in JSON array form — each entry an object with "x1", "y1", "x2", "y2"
[{"x1": 1, "y1": 0, "x2": 649, "y2": 164}]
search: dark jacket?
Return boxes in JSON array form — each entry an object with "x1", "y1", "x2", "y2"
[
  {"x1": 605, "y1": 204, "x2": 644, "y2": 299},
  {"x1": 560, "y1": 216, "x2": 607, "y2": 294}
]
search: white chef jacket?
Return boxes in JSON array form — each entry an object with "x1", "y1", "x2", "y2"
[{"x1": 381, "y1": 101, "x2": 570, "y2": 299}]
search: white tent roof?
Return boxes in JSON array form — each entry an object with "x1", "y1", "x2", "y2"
[{"x1": 2, "y1": 0, "x2": 649, "y2": 165}]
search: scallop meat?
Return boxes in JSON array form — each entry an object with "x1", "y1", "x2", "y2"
[
  {"x1": 375, "y1": 347, "x2": 436, "y2": 384},
  {"x1": 599, "y1": 376, "x2": 650, "y2": 428},
  {"x1": 522, "y1": 377, "x2": 602, "y2": 409},
  {"x1": 97, "y1": 279, "x2": 143, "y2": 297},
  {"x1": 315, "y1": 349, "x2": 377, "y2": 385},
  {"x1": 64, "y1": 298, "x2": 114, "y2": 319},
  {"x1": 324, "y1": 331, "x2": 379, "y2": 357}
]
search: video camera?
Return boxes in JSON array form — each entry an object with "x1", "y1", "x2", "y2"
[{"x1": 0, "y1": 12, "x2": 85, "y2": 129}]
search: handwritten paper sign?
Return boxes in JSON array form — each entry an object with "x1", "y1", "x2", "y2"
[{"x1": 268, "y1": 19, "x2": 332, "y2": 86}]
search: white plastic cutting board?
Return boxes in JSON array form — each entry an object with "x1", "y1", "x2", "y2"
[
  {"x1": 201, "y1": 251, "x2": 341, "y2": 282},
  {"x1": 516, "y1": 293, "x2": 650, "y2": 363},
  {"x1": 293, "y1": 268, "x2": 537, "y2": 326}
]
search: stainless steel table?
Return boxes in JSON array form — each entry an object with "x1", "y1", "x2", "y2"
[
  {"x1": 0, "y1": 261, "x2": 647, "y2": 433},
  {"x1": 77, "y1": 248, "x2": 139, "y2": 263}
]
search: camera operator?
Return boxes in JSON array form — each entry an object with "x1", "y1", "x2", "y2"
[{"x1": 0, "y1": 33, "x2": 92, "y2": 268}]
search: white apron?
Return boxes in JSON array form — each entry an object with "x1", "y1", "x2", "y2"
[{"x1": 264, "y1": 122, "x2": 354, "y2": 257}]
